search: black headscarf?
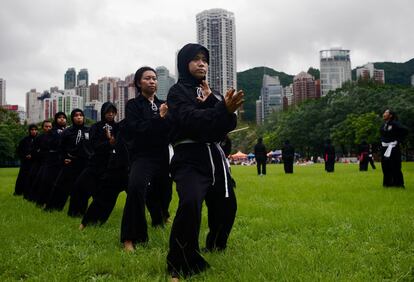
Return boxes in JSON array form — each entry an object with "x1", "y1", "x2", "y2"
[
  {"x1": 53, "y1": 111, "x2": 67, "y2": 128},
  {"x1": 28, "y1": 124, "x2": 38, "y2": 134},
  {"x1": 134, "y1": 66, "x2": 156, "y2": 94},
  {"x1": 70, "y1": 108, "x2": 84, "y2": 127},
  {"x1": 177, "y1": 43, "x2": 209, "y2": 87},
  {"x1": 100, "y1": 101, "x2": 117, "y2": 122}
]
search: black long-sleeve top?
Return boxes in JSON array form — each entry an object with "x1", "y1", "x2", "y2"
[
  {"x1": 17, "y1": 135, "x2": 36, "y2": 161},
  {"x1": 60, "y1": 125, "x2": 90, "y2": 161},
  {"x1": 380, "y1": 120, "x2": 408, "y2": 143},
  {"x1": 88, "y1": 120, "x2": 119, "y2": 168},
  {"x1": 254, "y1": 143, "x2": 267, "y2": 161},
  {"x1": 167, "y1": 83, "x2": 237, "y2": 144},
  {"x1": 282, "y1": 144, "x2": 295, "y2": 160},
  {"x1": 123, "y1": 94, "x2": 170, "y2": 161}
]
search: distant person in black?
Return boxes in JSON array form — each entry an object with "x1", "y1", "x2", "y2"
[
  {"x1": 358, "y1": 141, "x2": 369, "y2": 171},
  {"x1": 14, "y1": 124, "x2": 38, "y2": 196},
  {"x1": 46, "y1": 109, "x2": 89, "y2": 212},
  {"x1": 380, "y1": 109, "x2": 408, "y2": 187},
  {"x1": 77, "y1": 102, "x2": 128, "y2": 228},
  {"x1": 368, "y1": 144, "x2": 376, "y2": 169},
  {"x1": 254, "y1": 137, "x2": 267, "y2": 175},
  {"x1": 324, "y1": 139, "x2": 335, "y2": 172},
  {"x1": 282, "y1": 140, "x2": 294, "y2": 174},
  {"x1": 35, "y1": 112, "x2": 67, "y2": 207},
  {"x1": 25, "y1": 120, "x2": 53, "y2": 201},
  {"x1": 120, "y1": 66, "x2": 172, "y2": 252},
  {"x1": 166, "y1": 43, "x2": 244, "y2": 280}
]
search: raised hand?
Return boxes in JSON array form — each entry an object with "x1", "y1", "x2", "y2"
[
  {"x1": 224, "y1": 88, "x2": 244, "y2": 113},
  {"x1": 197, "y1": 80, "x2": 212, "y2": 102},
  {"x1": 160, "y1": 103, "x2": 168, "y2": 118}
]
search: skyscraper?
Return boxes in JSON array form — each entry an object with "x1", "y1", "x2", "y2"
[
  {"x1": 320, "y1": 48, "x2": 352, "y2": 96},
  {"x1": 293, "y1": 72, "x2": 318, "y2": 106},
  {"x1": 26, "y1": 89, "x2": 43, "y2": 123},
  {"x1": 256, "y1": 74, "x2": 283, "y2": 124},
  {"x1": 0, "y1": 78, "x2": 6, "y2": 106},
  {"x1": 196, "y1": 8, "x2": 237, "y2": 94},
  {"x1": 77, "y1": 68, "x2": 89, "y2": 86},
  {"x1": 64, "y1": 68, "x2": 77, "y2": 89},
  {"x1": 156, "y1": 66, "x2": 175, "y2": 100}
]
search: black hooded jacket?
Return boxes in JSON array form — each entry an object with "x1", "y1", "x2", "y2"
[
  {"x1": 60, "y1": 109, "x2": 90, "y2": 161},
  {"x1": 123, "y1": 91, "x2": 170, "y2": 161},
  {"x1": 17, "y1": 129, "x2": 37, "y2": 161},
  {"x1": 380, "y1": 120, "x2": 408, "y2": 143},
  {"x1": 167, "y1": 43, "x2": 237, "y2": 144},
  {"x1": 88, "y1": 102, "x2": 119, "y2": 167}
]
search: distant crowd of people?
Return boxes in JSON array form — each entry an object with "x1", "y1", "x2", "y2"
[{"x1": 252, "y1": 109, "x2": 408, "y2": 188}]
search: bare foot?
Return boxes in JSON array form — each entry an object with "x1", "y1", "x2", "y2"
[
  {"x1": 124, "y1": 241, "x2": 135, "y2": 252},
  {"x1": 79, "y1": 224, "x2": 85, "y2": 231}
]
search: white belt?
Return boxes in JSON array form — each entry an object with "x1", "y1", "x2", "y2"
[
  {"x1": 382, "y1": 141, "x2": 397, "y2": 158},
  {"x1": 174, "y1": 139, "x2": 231, "y2": 198}
]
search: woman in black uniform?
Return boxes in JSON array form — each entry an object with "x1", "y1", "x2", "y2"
[
  {"x1": 120, "y1": 66, "x2": 172, "y2": 251},
  {"x1": 166, "y1": 43, "x2": 244, "y2": 279},
  {"x1": 380, "y1": 109, "x2": 408, "y2": 187}
]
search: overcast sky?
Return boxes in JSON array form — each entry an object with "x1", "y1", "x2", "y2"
[{"x1": 1, "y1": 0, "x2": 413, "y2": 107}]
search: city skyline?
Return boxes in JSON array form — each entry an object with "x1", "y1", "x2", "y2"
[{"x1": 1, "y1": 0, "x2": 413, "y2": 107}]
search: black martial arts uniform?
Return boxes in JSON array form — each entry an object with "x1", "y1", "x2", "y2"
[
  {"x1": 282, "y1": 142, "x2": 294, "y2": 174},
  {"x1": 14, "y1": 129, "x2": 37, "y2": 196},
  {"x1": 254, "y1": 140, "x2": 267, "y2": 175},
  {"x1": 46, "y1": 110, "x2": 89, "y2": 212},
  {"x1": 120, "y1": 93, "x2": 172, "y2": 244},
  {"x1": 368, "y1": 145, "x2": 376, "y2": 169},
  {"x1": 23, "y1": 134, "x2": 42, "y2": 201},
  {"x1": 35, "y1": 122, "x2": 65, "y2": 206},
  {"x1": 358, "y1": 142, "x2": 369, "y2": 171},
  {"x1": 77, "y1": 102, "x2": 128, "y2": 224},
  {"x1": 324, "y1": 141, "x2": 335, "y2": 172},
  {"x1": 166, "y1": 43, "x2": 237, "y2": 278},
  {"x1": 380, "y1": 120, "x2": 408, "y2": 187}
]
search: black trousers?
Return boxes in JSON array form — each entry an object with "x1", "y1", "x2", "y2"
[
  {"x1": 283, "y1": 158, "x2": 294, "y2": 173},
  {"x1": 35, "y1": 160, "x2": 62, "y2": 206},
  {"x1": 325, "y1": 157, "x2": 335, "y2": 172},
  {"x1": 23, "y1": 161, "x2": 41, "y2": 202},
  {"x1": 45, "y1": 159, "x2": 85, "y2": 211},
  {"x1": 256, "y1": 159, "x2": 266, "y2": 175},
  {"x1": 120, "y1": 156, "x2": 171, "y2": 244},
  {"x1": 381, "y1": 146, "x2": 404, "y2": 187},
  {"x1": 369, "y1": 157, "x2": 376, "y2": 169},
  {"x1": 81, "y1": 168, "x2": 128, "y2": 226},
  {"x1": 14, "y1": 160, "x2": 32, "y2": 196},
  {"x1": 359, "y1": 153, "x2": 369, "y2": 171},
  {"x1": 167, "y1": 153, "x2": 237, "y2": 277}
]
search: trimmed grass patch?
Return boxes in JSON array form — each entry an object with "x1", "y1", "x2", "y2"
[{"x1": 0, "y1": 163, "x2": 413, "y2": 281}]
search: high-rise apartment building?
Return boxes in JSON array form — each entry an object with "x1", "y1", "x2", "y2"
[
  {"x1": 0, "y1": 78, "x2": 6, "y2": 106},
  {"x1": 283, "y1": 84, "x2": 294, "y2": 106},
  {"x1": 63, "y1": 89, "x2": 83, "y2": 116},
  {"x1": 76, "y1": 85, "x2": 90, "y2": 108},
  {"x1": 293, "y1": 72, "x2": 318, "y2": 106},
  {"x1": 77, "y1": 68, "x2": 89, "y2": 86},
  {"x1": 196, "y1": 8, "x2": 237, "y2": 94},
  {"x1": 43, "y1": 92, "x2": 65, "y2": 120},
  {"x1": 98, "y1": 77, "x2": 119, "y2": 103},
  {"x1": 26, "y1": 89, "x2": 43, "y2": 123},
  {"x1": 64, "y1": 68, "x2": 77, "y2": 89},
  {"x1": 320, "y1": 48, "x2": 352, "y2": 96},
  {"x1": 356, "y1": 63, "x2": 385, "y2": 84},
  {"x1": 256, "y1": 74, "x2": 283, "y2": 124},
  {"x1": 156, "y1": 66, "x2": 175, "y2": 100},
  {"x1": 89, "y1": 83, "x2": 99, "y2": 101}
]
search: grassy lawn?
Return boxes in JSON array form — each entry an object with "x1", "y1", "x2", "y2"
[{"x1": 0, "y1": 163, "x2": 413, "y2": 281}]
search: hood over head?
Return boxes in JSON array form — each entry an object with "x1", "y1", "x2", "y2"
[
  {"x1": 100, "y1": 101, "x2": 117, "y2": 121},
  {"x1": 70, "y1": 108, "x2": 84, "y2": 126},
  {"x1": 177, "y1": 43, "x2": 209, "y2": 86},
  {"x1": 53, "y1": 111, "x2": 67, "y2": 127}
]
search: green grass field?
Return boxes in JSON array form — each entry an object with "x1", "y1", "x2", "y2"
[{"x1": 1, "y1": 163, "x2": 413, "y2": 281}]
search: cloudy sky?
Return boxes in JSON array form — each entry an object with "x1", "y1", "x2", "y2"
[{"x1": 1, "y1": 0, "x2": 413, "y2": 107}]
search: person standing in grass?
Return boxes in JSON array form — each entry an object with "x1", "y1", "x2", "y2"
[
  {"x1": 282, "y1": 140, "x2": 295, "y2": 174},
  {"x1": 380, "y1": 109, "x2": 408, "y2": 188},
  {"x1": 78, "y1": 103, "x2": 129, "y2": 229},
  {"x1": 254, "y1": 137, "x2": 267, "y2": 176},
  {"x1": 120, "y1": 66, "x2": 172, "y2": 252},
  {"x1": 14, "y1": 124, "x2": 38, "y2": 196},
  {"x1": 324, "y1": 139, "x2": 335, "y2": 172},
  {"x1": 45, "y1": 109, "x2": 89, "y2": 212},
  {"x1": 368, "y1": 144, "x2": 376, "y2": 170},
  {"x1": 166, "y1": 43, "x2": 243, "y2": 280},
  {"x1": 35, "y1": 112, "x2": 67, "y2": 207},
  {"x1": 358, "y1": 140, "x2": 369, "y2": 171}
]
